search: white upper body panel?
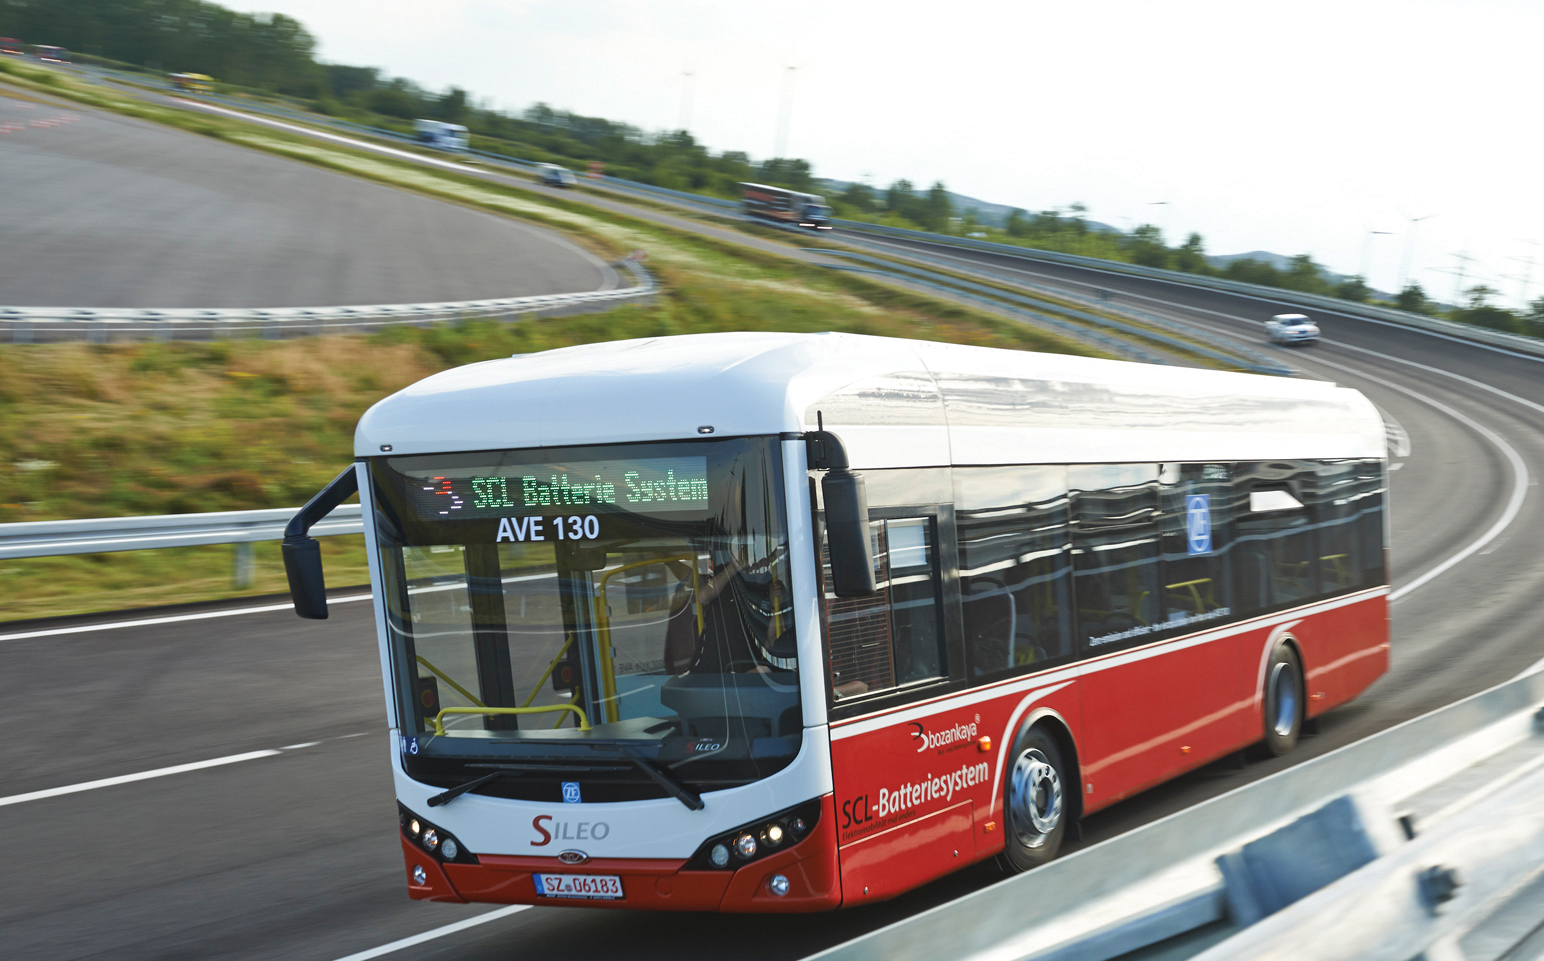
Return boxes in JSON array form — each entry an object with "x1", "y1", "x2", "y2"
[{"x1": 354, "y1": 332, "x2": 1385, "y2": 465}]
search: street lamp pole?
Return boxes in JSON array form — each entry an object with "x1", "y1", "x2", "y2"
[
  {"x1": 1361, "y1": 229, "x2": 1392, "y2": 282},
  {"x1": 1398, "y1": 213, "x2": 1436, "y2": 291},
  {"x1": 773, "y1": 66, "x2": 796, "y2": 160}
]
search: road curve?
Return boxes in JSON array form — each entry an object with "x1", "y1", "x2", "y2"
[
  {"x1": 3, "y1": 82, "x2": 1543, "y2": 961},
  {"x1": 0, "y1": 91, "x2": 614, "y2": 308}
]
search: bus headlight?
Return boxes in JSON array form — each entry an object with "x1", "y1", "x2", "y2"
[
  {"x1": 710, "y1": 843, "x2": 730, "y2": 868},
  {"x1": 422, "y1": 828, "x2": 440, "y2": 851},
  {"x1": 735, "y1": 833, "x2": 758, "y2": 858},
  {"x1": 412, "y1": 865, "x2": 427, "y2": 884},
  {"x1": 769, "y1": 874, "x2": 790, "y2": 896},
  {"x1": 441, "y1": 838, "x2": 459, "y2": 860},
  {"x1": 764, "y1": 823, "x2": 785, "y2": 847}
]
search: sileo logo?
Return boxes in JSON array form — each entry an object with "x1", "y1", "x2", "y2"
[
  {"x1": 531, "y1": 815, "x2": 611, "y2": 846},
  {"x1": 910, "y1": 718, "x2": 979, "y2": 753}
]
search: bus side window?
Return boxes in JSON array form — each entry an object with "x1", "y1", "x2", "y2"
[
  {"x1": 1232, "y1": 461, "x2": 1319, "y2": 616},
  {"x1": 1158, "y1": 463, "x2": 1233, "y2": 628},
  {"x1": 1315, "y1": 461, "x2": 1363, "y2": 594},
  {"x1": 1356, "y1": 459, "x2": 1388, "y2": 586},
  {"x1": 1070, "y1": 465, "x2": 1162, "y2": 650},
  {"x1": 955, "y1": 466, "x2": 1074, "y2": 678},
  {"x1": 823, "y1": 516, "x2": 946, "y2": 700}
]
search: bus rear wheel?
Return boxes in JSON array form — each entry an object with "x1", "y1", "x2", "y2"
[
  {"x1": 997, "y1": 726, "x2": 1069, "y2": 873},
  {"x1": 1263, "y1": 642, "x2": 1304, "y2": 756}
]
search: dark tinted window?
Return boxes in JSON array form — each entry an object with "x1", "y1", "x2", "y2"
[
  {"x1": 1315, "y1": 461, "x2": 1363, "y2": 594},
  {"x1": 1355, "y1": 459, "x2": 1387, "y2": 586},
  {"x1": 1233, "y1": 461, "x2": 1319, "y2": 616},
  {"x1": 956, "y1": 466, "x2": 1073, "y2": 678},
  {"x1": 1070, "y1": 464, "x2": 1162, "y2": 650},
  {"x1": 1158, "y1": 463, "x2": 1234, "y2": 631},
  {"x1": 824, "y1": 516, "x2": 945, "y2": 700}
]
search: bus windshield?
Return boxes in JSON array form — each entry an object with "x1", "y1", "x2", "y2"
[{"x1": 369, "y1": 436, "x2": 801, "y2": 800}]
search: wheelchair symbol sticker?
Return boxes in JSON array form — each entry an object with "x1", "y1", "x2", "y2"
[{"x1": 1186, "y1": 495, "x2": 1212, "y2": 555}]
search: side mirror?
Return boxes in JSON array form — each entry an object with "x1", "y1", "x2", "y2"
[
  {"x1": 808, "y1": 428, "x2": 877, "y2": 597},
  {"x1": 282, "y1": 465, "x2": 360, "y2": 620},
  {"x1": 282, "y1": 536, "x2": 328, "y2": 619}
]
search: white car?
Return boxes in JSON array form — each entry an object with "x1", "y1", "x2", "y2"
[{"x1": 1265, "y1": 313, "x2": 1320, "y2": 345}]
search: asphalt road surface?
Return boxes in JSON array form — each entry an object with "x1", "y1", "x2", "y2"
[
  {"x1": 3, "y1": 290, "x2": 1540, "y2": 961},
  {"x1": 0, "y1": 89, "x2": 614, "y2": 308},
  {"x1": 4, "y1": 72, "x2": 1543, "y2": 961}
]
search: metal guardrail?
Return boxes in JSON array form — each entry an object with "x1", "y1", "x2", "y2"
[
  {"x1": 808, "y1": 249, "x2": 1292, "y2": 375},
  {"x1": 0, "y1": 504, "x2": 362, "y2": 559},
  {"x1": 813, "y1": 667, "x2": 1544, "y2": 961},
  {"x1": 0, "y1": 261, "x2": 655, "y2": 343},
  {"x1": 835, "y1": 220, "x2": 1544, "y2": 360}
]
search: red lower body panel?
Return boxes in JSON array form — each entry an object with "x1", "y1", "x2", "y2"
[{"x1": 406, "y1": 795, "x2": 842, "y2": 913}]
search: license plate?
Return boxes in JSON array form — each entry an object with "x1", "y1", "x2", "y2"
[{"x1": 533, "y1": 873, "x2": 624, "y2": 900}]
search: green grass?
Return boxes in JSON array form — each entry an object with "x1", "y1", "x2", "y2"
[{"x1": 0, "y1": 58, "x2": 1114, "y2": 623}]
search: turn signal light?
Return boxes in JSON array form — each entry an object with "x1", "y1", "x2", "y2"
[{"x1": 978, "y1": 736, "x2": 992, "y2": 752}]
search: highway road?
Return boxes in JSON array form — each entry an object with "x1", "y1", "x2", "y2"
[
  {"x1": 3, "y1": 72, "x2": 1543, "y2": 961},
  {"x1": 0, "y1": 89, "x2": 614, "y2": 308},
  {"x1": 3, "y1": 287, "x2": 1540, "y2": 961}
]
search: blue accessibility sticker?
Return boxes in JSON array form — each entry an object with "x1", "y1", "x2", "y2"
[{"x1": 1186, "y1": 494, "x2": 1212, "y2": 555}]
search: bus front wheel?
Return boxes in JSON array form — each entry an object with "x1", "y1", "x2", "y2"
[
  {"x1": 1263, "y1": 642, "x2": 1305, "y2": 756},
  {"x1": 997, "y1": 726, "x2": 1069, "y2": 873}
]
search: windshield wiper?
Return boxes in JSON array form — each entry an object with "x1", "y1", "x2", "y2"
[
  {"x1": 427, "y1": 769, "x2": 510, "y2": 807},
  {"x1": 424, "y1": 751, "x2": 703, "y2": 810},
  {"x1": 601, "y1": 747, "x2": 705, "y2": 811}
]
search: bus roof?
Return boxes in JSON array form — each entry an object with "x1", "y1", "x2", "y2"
[{"x1": 355, "y1": 331, "x2": 1383, "y2": 465}]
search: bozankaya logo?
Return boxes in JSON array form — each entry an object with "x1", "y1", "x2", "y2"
[{"x1": 909, "y1": 714, "x2": 980, "y2": 753}]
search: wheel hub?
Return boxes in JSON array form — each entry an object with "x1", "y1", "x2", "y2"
[{"x1": 1008, "y1": 748, "x2": 1062, "y2": 848}]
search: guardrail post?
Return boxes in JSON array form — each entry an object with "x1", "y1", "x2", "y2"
[{"x1": 233, "y1": 541, "x2": 256, "y2": 589}]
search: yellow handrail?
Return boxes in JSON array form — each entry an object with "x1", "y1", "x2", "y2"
[
  {"x1": 593, "y1": 554, "x2": 701, "y2": 724},
  {"x1": 432, "y1": 705, "x2": 590, "y2": 736},
  {"x1": 415, "y1": 655, "x2": 486, "y2": 709},
  {"x1": 521, "y1": 634, "x2": 574, "y2": 708}
]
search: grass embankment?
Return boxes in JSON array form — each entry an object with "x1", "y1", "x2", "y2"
[{"x1": 0, "y1": 60, "x2": 1115, "y2": 622}]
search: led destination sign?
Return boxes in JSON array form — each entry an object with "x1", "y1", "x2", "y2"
[{"x1": 410, "y1": 456, "x2": 710, "y2": 519}]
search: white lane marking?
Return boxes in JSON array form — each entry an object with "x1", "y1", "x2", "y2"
[
  {"x1": 0, "y1": 750, "x2": 282, "y2": 807},
  {"x1": 328, "y1": 905, "x2": 532, "y2": 961},
  {"x1": 0, "y1": 593, "x2": 373, "y2": 642},
  {"x1": 1304, "y1": 352, "x2": 1529, "y2": 603},
  {"x1": 0, "y1": 734, "x2": 370, "y2": 808}
]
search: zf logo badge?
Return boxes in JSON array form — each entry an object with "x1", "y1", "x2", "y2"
[
  {"x1": 562, "y1": 782, "x2": 582, "y2": 804},
  {"x1": 1186, "y1": 494, "x2": 1212, "y2": 556}
]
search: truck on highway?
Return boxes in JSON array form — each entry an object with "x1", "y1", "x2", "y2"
[
  {"x1": 34, "y1": 44, "x2": 68, "y2": 62},
  {"x1": 740, "y1": 182, "x2": 832, "y2": 230},
  {"x1": 0, "y1": 38, "x2": 22, "y2": 57},
  {"x1": 414, "y1": 119, "x2": 470, "y2": 152},
  {"x1": 282, "y1": 331, "x2": 1389, "y2": 911}
]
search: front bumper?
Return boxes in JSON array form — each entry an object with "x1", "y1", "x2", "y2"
[{"x1": 401, "y1": 795, "x2": 841, "y2": 912}]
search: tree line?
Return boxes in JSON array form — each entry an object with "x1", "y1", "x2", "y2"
[{"x1": 6, "y1": 0, "x2": 1538, "y2": 337}]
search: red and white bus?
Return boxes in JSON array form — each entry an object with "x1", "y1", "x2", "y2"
[{"x1": 284, "y1": 332, "x2": 1389, "y2": 911}]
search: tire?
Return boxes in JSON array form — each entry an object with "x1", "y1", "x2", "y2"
[
  {"x1": 1263, "y1": 642, "x2": 1304, "y2": 756},
  {"x1": 997, "y1": 725, "x2": 1070, "y2": 873}
]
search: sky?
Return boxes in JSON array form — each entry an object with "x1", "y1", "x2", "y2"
[{"x1": 231, "y1": 0, "x2": 1544, "y2": 306}]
